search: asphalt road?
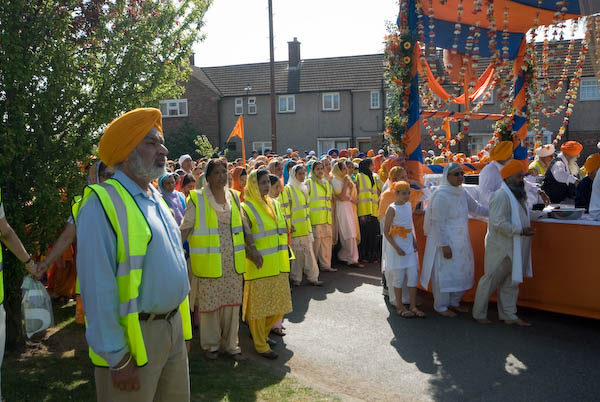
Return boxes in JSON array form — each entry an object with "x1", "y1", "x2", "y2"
[{"x1": 240, "y1": 262, "x2": 600, "y2": 402}]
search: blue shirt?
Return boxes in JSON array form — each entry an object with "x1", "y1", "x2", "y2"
[{"x1": 76, "y1": 169, "x2": 190, "y2": 367}]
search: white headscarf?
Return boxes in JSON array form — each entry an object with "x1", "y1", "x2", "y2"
[
  {"x1": 288, "y1": 164, "x2": 309, "y2": 196},
  {"x1": 424, "y1": 163, "x2": 464, "y2": 235}
]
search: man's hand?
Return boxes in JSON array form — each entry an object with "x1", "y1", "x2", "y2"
[
  {"x1": 442, "y1": 246, "x2": 452, "y2": 259},
  {"x1": 539, "y1": 190, "x2": 550, "y2": 206},
  {"x1": 395, "y1": 246, "x2": 406, "y2": 256},
  {"x1": 25, "y1": 260, "x2": 42, "y2": 280},
  {"x1": 290, "y1": 225, "x2": 296, "y2": 234},
  {"x1": 521, "y1": 227, "x2": 536, "y2": 237},
  {"x1": 111, "y1": 354, "x2": 140, "y2": 392},
  {"x1": 186, "y1": 341, "x2": 191, "y2": 354}
]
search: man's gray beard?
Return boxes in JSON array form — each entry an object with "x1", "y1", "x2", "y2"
[
  {"x1": 128, "y1": 149, "x2": 165, "y2": 183},
  {"x1": 507, "y1": 180, "x2": 527, "y2": 201}
]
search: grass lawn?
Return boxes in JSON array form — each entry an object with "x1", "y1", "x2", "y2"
[{"x1": 4, "y1": 301, "x2": 339, "y2": 402}]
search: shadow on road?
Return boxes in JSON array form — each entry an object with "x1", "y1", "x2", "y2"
[{"x1": 385, "y1": 293, "x2": 600, "y2": 402}]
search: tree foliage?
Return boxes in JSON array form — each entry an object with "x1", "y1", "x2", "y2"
[
  {"x1": 0, "y1": 0, "x2": 211, "y2": 345},
  {"x1": 194, "y1": 135, "x2": 219, "y2": 159}
]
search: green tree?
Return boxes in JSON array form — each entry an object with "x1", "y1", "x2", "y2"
[
  {"x1": 0, "y1": 0, "x2": 211, "y2": 346},
  {"x1": 194, "y1": 135, "x2": 220, "y2": 159}
]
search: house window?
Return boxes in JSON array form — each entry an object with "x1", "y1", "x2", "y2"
[
  {"x1": 278, "y1": 95, "x2": 295, "y2": 113},
  {"x1": 357, "y1": 138, "x2": 372, "y2": 153},
  {"x1": 247, "y1": 97, "x2": 257, "y2": 115},
  {"x1": 159, "y1": 99, "x2": 188, "y2": 118},
  {"x1": 322, "y1": 92, "x2": 340, "y2": 111},
  {"x1": 252, "y1": 141, "x2": 272, "y2": 155},
  {"x1": 317, "y1": 138, "x2": 350, "y2": 156},
  {"x1": 234, "y1": 98, "x2": 244, "y2": 115},
  {"x1": 580, "y1": 78, "x2": 600, "y2": 101},
  {"x1": 370, "y1": 91, "x2": 380, "y2": 109}
]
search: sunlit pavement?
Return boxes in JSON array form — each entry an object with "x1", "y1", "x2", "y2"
[{"x1": 240, "y1": 262, "x2": 600, "y2": 402}]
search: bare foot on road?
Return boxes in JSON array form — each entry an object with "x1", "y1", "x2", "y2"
[
  {"x1": 476, "y1": 318, "x2": 492, "y2": 324},
  {"x1": 438, "y1": 310, "x2": 457, "y2": 318},
  {"x1": 504, "y1": 319, "x2": 532, "y2": 327}
]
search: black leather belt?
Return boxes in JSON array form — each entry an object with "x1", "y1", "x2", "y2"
[{"x1": 138, "y1": 309, "x2": 178, "y2": 321}]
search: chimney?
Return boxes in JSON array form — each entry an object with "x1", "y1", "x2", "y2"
[
  {"x1": 189, "y1": 53, "x2": 195, "y2": 66},
  {"x1": 288, "y1": 38, "x2": 301, "y2": 69}
]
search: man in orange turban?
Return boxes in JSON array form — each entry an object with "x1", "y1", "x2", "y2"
[
  {"x1": 78, "y1": 107, "x2": 193, "y2": 400},
  {"x1": 575, "y1": 153, "x2": 600, "y2": 212},
  {"x1": 473, "y1": 158, "x2": 534, "y2": 326},
  {"x1": 478, "y1": 141, "x2": 513, "y2": 208},
  {"x1": 541, "y1": 141, "x2": 582, "y2": 203}
]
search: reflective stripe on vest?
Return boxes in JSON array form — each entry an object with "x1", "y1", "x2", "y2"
[
  {"x1": 188, "y1": 189, "x2": 246, "y2": 278},
  {"x1": 307, "y1": 179, "x2": 332, "y2": 226},
  {"x1": 280, "y1": 186, "x2": 311, "y2": 237},
  {"x1": 242, "y1": 200, "x2": 290, "y2": 280},
  {"x1": 76, "y1": 179, "x2": 192, "y2": 367},
  {"x1": 0, "y1": 188, "x2": 3, "y2": 304},
  {"x1": 357, "y1": 173, "x2": 378, "y2": 217}
]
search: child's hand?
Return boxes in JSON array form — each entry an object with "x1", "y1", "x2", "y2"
[{"x1": 395, "y1": 246, "x2": 406, "y2": 256}]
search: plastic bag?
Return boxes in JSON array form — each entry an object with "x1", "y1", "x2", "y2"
[{"x1": 21, "y1": 276, "x2": 54, "y2": 338}]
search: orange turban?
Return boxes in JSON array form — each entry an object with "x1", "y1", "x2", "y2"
[
  {"x1": 489, "y1": 141, "x2": 513, "y2": 161},
  {"x1": 367, "y1": 149, "x2": 375, "y2": 157},
  {"x1": 339, "y1": 149, "x2": 349, "y2": 158},
  {"x1": 560, "y1": 141, "x2": 583, "y2": 157},
  {"x1": 500, "y1": 159, "x2": 525, "y2": 179},
  {"x1": 99, "y1": 108, "x2": 163, "y2": 168},
  {"x1": 584, "y1": 153, "x2": 600, "y2": 173},
  {"x1": 349, "y1": 148, "x2": 359, "y2": 158},
  {"x1": 392, "y1": 181, "x2": 410, "y2": 191},
  {"x1": 372, "y1": 154, "x2": 383, "y2": 172}
]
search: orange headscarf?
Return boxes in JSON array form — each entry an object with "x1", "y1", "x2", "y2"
[
  {"x1": 560, "y1": 141, "x2": 583, "y2": 157},
  {"x1": 372, "y1": 154, "x2": 383, "y2": 173},
  {"x1": 500, "y1": 159, "x2": 525, "y2": 179},
  {"x1": 98, "y1": 108, "x2": 163, "y2": 168},
  {"x1": 584, "y1": 153, "x2": 600, "y2": 174},
  {"x1": 231, "y1": 166, "x2": 247, "y2": 201},
  {"x1": 367, "y1": 149, "x2": 375, "y2": 157}
]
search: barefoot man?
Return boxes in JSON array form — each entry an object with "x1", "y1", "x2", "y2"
[{"x1": 472, "y1": 160, "x2": 535, "y2": 326}]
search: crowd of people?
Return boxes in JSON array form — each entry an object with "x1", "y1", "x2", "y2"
[{"x1": 1, "y1": 106, "x2": 599, "y2": 401}]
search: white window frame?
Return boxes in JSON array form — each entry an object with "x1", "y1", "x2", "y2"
[
  {"x1": 317, "y1": 137, "x2": 350, "y2": 156},
  {"x1": 248, "y1": 97, "x2": 257, "y2": 115},
  {"x1": 322, "y1": 92, "x2": 340, "y2": 111},
  {"x1": 160, "y1": 99, "x2": 188, "y2": 118},
  {"x1": 278, "y1": 95, "x2": 295, "y2": 113},
  {"x1": 234, "y1": 97, "x2": 243, "y2": 115},
  {"x1": 370, "y1": 91, "x2": 381, "y2": 109},
  {"x1": 252, "y1": 141, "x2": 272, "y2": 155},
  {"x1": 482, "y1": 89, "x2": 494, "y2": 104},
  {"x1": 580, "y1": 77, "x2": 600, "y2": 101}
]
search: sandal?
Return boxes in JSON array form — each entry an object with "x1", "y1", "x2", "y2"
[
  {"x1": 411, "y1": 308, "x2": 426, "y2": 318},
  {"x1": 270, "y1": 327, "x2": 286, "y2": 337},
  {"x1": 227, "y1": 352, "x2": 248, "y2": 362},
  {"x1": 397, "y1": 309, "x2": 415, "y2": 318},
  {"x1": 204, "y1": 350, "x2": 219, "y2": 360}
]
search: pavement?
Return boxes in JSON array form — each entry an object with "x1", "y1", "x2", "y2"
[{"x1": 240, "y1": 262, "x2": 600, "y2": 402}]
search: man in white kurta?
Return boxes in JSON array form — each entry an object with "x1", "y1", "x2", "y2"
[
  {"x1": 421, "y1": 163, "x2": 488, "y2": 317},
  {"x1": 472, "y1": 160, "x2": 535, "y2": 326}
]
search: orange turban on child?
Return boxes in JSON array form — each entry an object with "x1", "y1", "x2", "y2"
[
  {"x1": 367, "y1": 149, "x2": 375, "y2": 157},
  {"x1": 392, "y1": 181, "x2": 410, "y2": 191},
  {"x1": 489, "y1": 141, "x2": 513, "y2": 161},
  {"x1": 98, "y1": 108, "x2": 163, "y2": 168},
  {"x1": 584, "y1": 153, "x2": 600, "y2": 173},
  {"x1": 500, "y1": 159, "x2": 525, "y2": 179},
  {"x1": 560, "y1": 141, "x2": 583, "y2": 157}
]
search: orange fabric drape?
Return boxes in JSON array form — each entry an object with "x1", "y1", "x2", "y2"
[{"x1": 416, "y1": 45, "x2": 496, "y2": 105}]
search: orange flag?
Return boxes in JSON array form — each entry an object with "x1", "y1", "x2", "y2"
[
  {"x1": 227, "y1": 116, "x2": 246, "y2": 166},
  {"x1": 227, "y1": 115, "x2": 244, "y2": 142},
  {"x1": 442, "y1": 118, "x2": 451, "y2": 141}
]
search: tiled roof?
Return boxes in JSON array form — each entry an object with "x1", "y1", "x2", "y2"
[
  {"x1": 197, "y1": 39, "x2": 595, "y2": 98},
  {"x1": 199, "y1": 54, "x2": 386, "y2": 97},
  {"x1": 190, "y1": 67, "x2": 222, "y2": 96}
]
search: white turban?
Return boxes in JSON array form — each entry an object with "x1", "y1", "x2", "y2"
[
  {"x1": 178, "y1": 154, "x2": 192, "y2": 166},
  {"x1": 535, "y1": 144, "x2": 555, "y2": 158}
]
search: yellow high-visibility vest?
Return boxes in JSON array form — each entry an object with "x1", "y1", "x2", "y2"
[
  {"x1": 279, "y1": 185, "x2": 312, "y2": 237},
  {"x1": 188, "y1": 189, "x2": 246, "y2": 278},
  {"x1": 357, "y1": 172, "x2": 378, "y2": 217},
  {"x1": 305, "y1": 178, "x2": 333, "y2": 226},
  {"x1": 75, "y1": 179, "x2": 192, "y2": 367},
  {"x1": 242, "y1": 199, "x2": 290, "y2": 280}
]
